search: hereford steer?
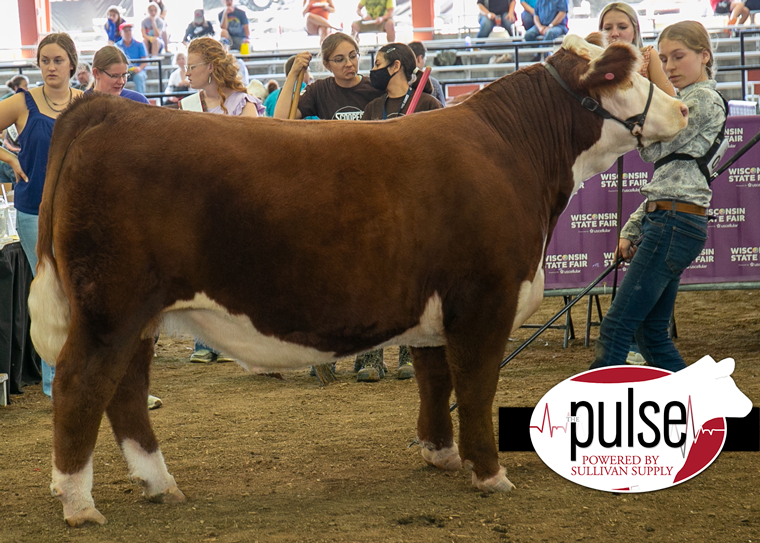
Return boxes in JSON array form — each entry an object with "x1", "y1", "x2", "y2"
[{"x1": 29, "y1": 35, "x2": 687, "y2": 526}]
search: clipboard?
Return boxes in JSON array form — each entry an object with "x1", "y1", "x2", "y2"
[{"x1": 178, "y1": 92, "x2": 207, "y2": 112}]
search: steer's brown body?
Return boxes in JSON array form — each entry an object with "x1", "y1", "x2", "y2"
[{"x1": 29, "y1": 36, "x2": 687, "y2": 526}]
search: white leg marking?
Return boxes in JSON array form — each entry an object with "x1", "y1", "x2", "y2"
[
  {"x1": 29, "y1": 256, "x2": 70, "y2": 365},
  {"x1": 121, "y1": 438, "x2": 185, "y2": 503},
  {"x1": 420, "y1": 440, "x2": 462, "y2": 470},
  {"x1": 51, "y1": 454, "x2": 106, "y2": 526},
  {"x1": 471, "y1": 466, "x2": 516, "y2": 493}
]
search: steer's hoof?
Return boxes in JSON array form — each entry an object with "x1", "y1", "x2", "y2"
[
  {"x1": 147, "y1": 485, "x2": 186, "y2": 504},
  {"x1": 421, "y1": 443, "x2": 462, "y2": 470},
  {"x1": 472, "y1": 466, "x2": 516, "y2": 493},
  {"x1": 65, "y1": 507, "x2": 107, "y2": 527}
]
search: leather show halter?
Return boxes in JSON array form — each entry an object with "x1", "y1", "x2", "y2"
[{"x1": 544, "y1": 63, "x2": 654, "y2": 142}]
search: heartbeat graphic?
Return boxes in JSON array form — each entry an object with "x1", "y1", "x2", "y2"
[
  {"x1": 678, "y1": 395, "x2": 725, "y2": 458},
  {"x1": 529, "y1": 404, "x2": 571, "y2": 437}
]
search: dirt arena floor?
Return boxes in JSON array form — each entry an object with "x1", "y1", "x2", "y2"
[{"x1": 1, "y1": 289, "x2": 758, "y2": 542}]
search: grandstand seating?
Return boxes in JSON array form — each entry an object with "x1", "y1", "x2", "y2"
[{"x1": 1, "y1": 29, "x2": 760, "y2": 104}]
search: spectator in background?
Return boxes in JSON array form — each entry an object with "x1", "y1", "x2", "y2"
[
  {"x1": 141, "y1": 2, "x2": 166, "y2": 56},
  {"x1": 219, "y1": 0, "x2": 250, "y2": 52},
  {"x1": 164, "y1": 51, "x2": 190, "y2": 104},
  {"x1": 0, "y1": 76, "x2": 26, "y2": 187},
  {"x1": 275, "y1": 33, "x2": 383, "y2": 120},
  {"x1": 184, "y1": 9, "x2": 215, "y2": 45},
  {"x1": 711, "y1": 0, "x2": 749, "y2": 27},
  {"x1": 1, "y1": 75, "x2": 28, "y2": 101},
  {"x1": 523, "y1": 0, "x2": 568, "y2": 43},
  {"x1": 185, "y1": 37, "x2": 261, "y2": 116},
  {"x1": 358, "y1": 44, "x2": 442, "y2": 382},
  {"x1": 264, "y1": 55, "x2": 317, "y2": 118},
  {"x1": 72, "y1": 62, "x2": 93, "y2": 90},
  {"x1": 477, "y1": 0, "x2": 517, "y2": 39},
  {"x1": 220, "y1": 37, "x2": 250, "y2": 86},
  {"x1": 352, "y1": 0, "x2": 396, "y2": 43},
  {"x1": 363, "y1": 43, "x2": 441, "y2": 119},
  {"x1": 155, "y1": 0, "x2": 171, "y2": 53},
  {"x1": 90, "y1": 45, "x2": 149, "y2": 104},
  {"x1": 0, "y1": 33, "x2": 84, "y2": 398},
  {"x1": 184, "y1": 38, "x2": 261, "y2": 362},
  {"x1": 304, "y1": 0, "x2": 338, "y2": 45},
  {"x1": 115, "y1": 22, "x2": 149, "y2": 94},
  {"x1": 408, "y1": 41, "x2": 445, "y2": 106},
  {"x1": 599, "y1": 3, "x2": 674, "y2": 96},
  {"x1": 247, "y1": 78, "x2": 268, "y2": 102},
  {"x1": 104, "y1": 5, "x2": 126, "y2": 44},
  {"x1": 521, "y1": 0, "x2": 536, "y2": 32}
]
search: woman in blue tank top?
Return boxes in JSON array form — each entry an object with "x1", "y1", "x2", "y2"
[{"x1": 0, "y1": 33, "x2": 83, "y2": 397}]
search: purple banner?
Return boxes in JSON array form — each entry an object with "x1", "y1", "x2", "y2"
[{"x1": 545, "y1": 116, "x2": 760, "y2": 291}]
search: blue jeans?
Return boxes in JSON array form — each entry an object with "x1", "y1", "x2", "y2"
[
  {"x1": 521, "y1": 11, "x2": 535, "y2": 31},
  {"x1": 130, "y1": 69, "x2": 147, "y2": 94},
  {"x1": 16, "y1": 210, "x2": 55, "y2": 396},
  {"x1": 590, "y1": 209, "x2": 708, "y2": 372},
  {"x1": 477, "y1": 13, "x2": 515, "y2": 38},
  {"x1": 523, "y1": 24, "x2": 567, "y2": 42},
  {"x1": 194, "y1": 340, "x2": 218, "y2": 355}
]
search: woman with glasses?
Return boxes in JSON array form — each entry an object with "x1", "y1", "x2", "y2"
[
  {"x1": 274, "y1": 33, "x2": 383, "y2": 120},
  {"x1": 0, "y1": 33, "x2": 83, "y2": 397},
  {"x1": 183, "y1": 37, "x2": 261, "y2": 364},
  {"x1": 90, "y1": 45, "x2": 150, "y2": 104},
  {"x1": 185, "y1": 37, "x2": 262, "y2": 117}
]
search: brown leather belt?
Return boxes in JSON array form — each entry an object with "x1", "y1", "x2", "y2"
[{"x1": 646, "y1": 200, "x2": 707, "y2": 216}]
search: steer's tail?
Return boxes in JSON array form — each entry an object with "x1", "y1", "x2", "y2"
[{"x1": 31, "y1": 94, "x2": 113, "y2": 365}]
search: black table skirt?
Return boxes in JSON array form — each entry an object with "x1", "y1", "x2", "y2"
[{"x1": 0, "y1": 241, "x2": 41, "y2": 398}]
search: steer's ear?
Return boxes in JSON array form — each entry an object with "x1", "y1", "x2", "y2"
[
  {"x1": 579, "y1": 41, "x2": 640, "y2": 96},
  {"x1": 584, "y1": 32, "x2": 606, "y2": 48}
]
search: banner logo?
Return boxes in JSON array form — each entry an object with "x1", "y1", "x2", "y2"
[
  {"x1": 529, "y1": 356, "x2": 751, "y2": 492},
  {"x1": 599, "y1": 171, "x2": 648, "y2": 192},
  {"x1": 725, "y1": 127, "x2": 743, "y2": 148},
  {"x1": 545, "y1": 253, "x2": 588, "y2": 274}
]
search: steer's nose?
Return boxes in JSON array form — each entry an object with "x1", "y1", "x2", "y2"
[{"x1": 680, "y1": 104, "x2": 689, "y2": 119}]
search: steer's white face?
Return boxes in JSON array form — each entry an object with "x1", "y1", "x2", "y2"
[{"x1": 562, "y1": 35, "x2": 688, "y2": 192}]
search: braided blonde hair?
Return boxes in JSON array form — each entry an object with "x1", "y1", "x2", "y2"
[{"x1": 188, "y1": 37, "x2": 247, "y2": 114}]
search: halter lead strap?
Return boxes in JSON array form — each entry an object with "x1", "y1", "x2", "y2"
[{"x1": 544, "y1": 63, "x2": 654, "y2": 137}]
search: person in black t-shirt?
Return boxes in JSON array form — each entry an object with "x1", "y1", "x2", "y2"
[
  {"x1": 274, "y1": 33, "x2": 383, "y2": 120},
  {"x1": 184, "y1": 9, "x2": 215, "y2": 45},
  {"x1": 362, "y1": 43, "x2": 441, "y2": 121}
]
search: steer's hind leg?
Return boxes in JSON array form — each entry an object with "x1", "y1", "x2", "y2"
[
  {"x1": 411, "y1": 346, "x2": 461, "y2": 470},
  {"x1": 445, "y1": 294, "x2": 516, "y2": 493},
  {"x1": 105, "y1": 338, "x2": 185, "y2": 505},
  {"x1": 50, "y1": 326, "x2": 141, "y2": 527}
]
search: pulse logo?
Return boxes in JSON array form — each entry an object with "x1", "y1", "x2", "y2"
[{"x1": 529, "y1": 356, "x2": 752, "y2": 492}]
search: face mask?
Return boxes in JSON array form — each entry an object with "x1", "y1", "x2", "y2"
[{"x1": 370, "y1": 66, "x2": 394, "y2": 91}]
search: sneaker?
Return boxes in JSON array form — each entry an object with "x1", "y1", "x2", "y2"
[
  {"x1": 397, "y1": 364, "x2": 415, "y2": 380},
  {"x1": 356, "y1": 348, "x2": 385, "y2": 382},
  {"x1": 189, "y1": 349, "x2": 216, "y2": 363},
  {"x1": 357, "y1": 366, "x2": 381, "y2": 382},
  {"x1": 147, "y1": 395, "x2": 162, "y2": 410},
  {"x1": 626, "y1": 351, "x2": 647, "y2": 365},
  {"x1": 215, "y1": 353, "x2": 235, "y2": 363}
]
